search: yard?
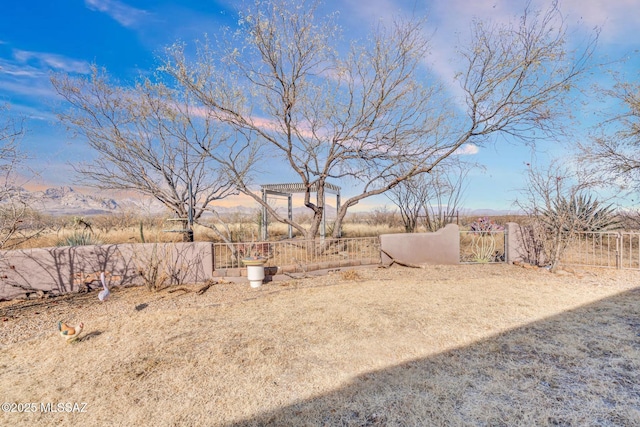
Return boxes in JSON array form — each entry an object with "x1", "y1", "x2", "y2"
[{"x1": 0, "y1": 264, "x2": 638, "y2": 426}]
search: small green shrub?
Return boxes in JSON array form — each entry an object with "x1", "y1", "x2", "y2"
[{"x1": 56, "y1": 231, "x2": 103, "y2": 247}]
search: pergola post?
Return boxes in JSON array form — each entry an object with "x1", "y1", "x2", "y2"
[
  {"x1": 336, "y1": 193, "x2": 341, "y2": 238},
  {"x1": 259, "y1": 182, "x2": 341, "y2": 240},
  {"x1": 287, "y1": 194, "x2": 293, "y2": 239},
  {"x1": 321, "y1": 191, "x2": 326, "y2": 240},
  {"x1": 261, "y1": 188, "x2": 268, "y2": 241}
]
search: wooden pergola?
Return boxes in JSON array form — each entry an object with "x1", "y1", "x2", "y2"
[{"x1": 260, "y1": 183, "x2": 341, "y2": 240}]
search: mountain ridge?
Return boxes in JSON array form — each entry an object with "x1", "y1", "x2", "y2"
[{"x1": 4, "y1": 186, "x2": 519, "y2": 217}]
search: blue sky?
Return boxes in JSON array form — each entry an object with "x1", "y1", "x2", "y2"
[{"x1": 1, "y1": 0, "x2": 640, "y2": 211}]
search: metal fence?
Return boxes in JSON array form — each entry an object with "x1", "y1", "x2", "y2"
[
  {"x1": 562, "y1": 231, "x2": 640, "y2": 270},
  {"x1": 459, "y1": 231, "x2": 506, "y2": 264},
  {"x1": 212, "y1": 237, "x2": 381, "y2": 270}
]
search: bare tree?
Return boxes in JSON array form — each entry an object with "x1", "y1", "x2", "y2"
[
  {"x1": 0, "y1": 105, "x2": 25, "y2": 193},
  {"x1": 51, "y1": 67, "x2": 257, "y2": 242},
  {"x1": 422, "y1": 164, "x2": 469, "y2": 232},
  {"x1": 579, "y1": 76, "x2": 640, "y2": 193},
  {"x1": 162, "y1": 0, "x2": 445, "y2": 240},
  {"x1": 0, "y1": 104, "x2": 46, "y2": 249},
  {"x1": 162, "y1": 0, "x2": 596, "y2": 239},
  {"x1": 516, "y1": 161, "x2": 616, "y2": 271},
  {"x1": 388, "y1": 161, "x2": 469, "y2": 232},
  {"x1": 387, "y1": 175, "x2": 428, "y2": 233}
]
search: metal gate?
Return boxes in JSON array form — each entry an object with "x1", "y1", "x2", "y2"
[
  {"x1": 459, "y1": 230, "x2": 506, "y2": 264},
  {"x1": 564, "y1": 231, "x2": 640, "y2": 270}
]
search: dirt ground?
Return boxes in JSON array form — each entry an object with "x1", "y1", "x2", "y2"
[{"x1": 0, "y1": 263, "x2": 639, "y2": 426}]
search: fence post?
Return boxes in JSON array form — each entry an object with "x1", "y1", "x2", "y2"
[
  {"x1": 504, "y1": 225, "x2": 509, "y2": 263},
  {"x1": 616, "y1": 232, "x2": 621, "y2": 270},
  {"x1": 616, "y1": 233, "x2": 622, "y2": 270}
]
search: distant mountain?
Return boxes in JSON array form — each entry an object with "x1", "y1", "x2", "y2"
[
  {"x1": 8, "y1": 186, "x2": 262, "y2": 217},
  {"x1": 4, "y1": 186, "x2": 519, "y2": 217},
  {"x1": 462, "y1": 208, "x2": 523, "y2": 217},
  {"x1": 16, "y1": 186, "x2": 121, "y2": 216},
  {"x1": 2, "y1": 186, "x2": 161, "y2": 216}
]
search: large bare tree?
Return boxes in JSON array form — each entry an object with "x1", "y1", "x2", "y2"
[
  {"x1": 0, "y1": 104, "x2": 45, "y2": 249},
  {"x1": 0, "y1": 104, "x2": 23, "y2": 199},
  {"x1": 162, "y1": 0, "x2": 596, "y2": 239},
  {"x1": 52, "y1": 67, "x2": 257, "y2": 242},
  {"x1": 162, "y1": 0, "x2": 444, "y2": 239},
  {"x1": 579, "y1": 76, "x2": 640, "y2": 192}
]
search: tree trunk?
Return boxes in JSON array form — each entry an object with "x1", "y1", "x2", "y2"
[{"x1": 180, "y1": 219, "x2": 193, "y2": 242}]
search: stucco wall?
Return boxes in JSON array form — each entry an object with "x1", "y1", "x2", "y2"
[
  {"x1": 505, "y1": 222, "x2": 545, "y2": 265},
  {"x1": 0, "y1": 242, "x2": 214, "y2": 300},
  {"x1": 380, "y1": 224, "x2": 460, "y2": 265}
]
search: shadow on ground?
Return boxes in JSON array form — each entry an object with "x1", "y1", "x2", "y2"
[{"x1": 227, "y1": 288, "x2": 640, "y2": 426}]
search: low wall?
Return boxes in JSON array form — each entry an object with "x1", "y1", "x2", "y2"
[
  {"x1": 380, "y1": 224, "x2": 460, "y2": 265},
  {"x1": 0, "y1": 242, "x2": 214, "y2": 300},
  {"x1": 505, "y1": 222, "x2": 544, "y2": 265}
]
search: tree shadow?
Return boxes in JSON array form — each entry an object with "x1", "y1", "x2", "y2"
[
  {"x1": 0, "y1": 242, "x2": 213, "y2": 300},
  {"x1": 78, "y1": 330, "x2": 103, "y2": 342},
  {"x1": 0, "y1": 244, "x2": 134, "y2": 299},
  {"x1": 226, "y1": 288, "x2": 640, "y2": 426}
]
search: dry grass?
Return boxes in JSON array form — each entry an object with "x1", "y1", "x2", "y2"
[
  {"x1": 12, "y1": 215, "x2": 407, "y2": 249},
  {"x1": 1, "y1": 264, "x2": 639, "y2": 426}
]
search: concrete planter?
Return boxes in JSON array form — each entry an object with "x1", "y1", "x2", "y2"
[{"x1": 242, "y1": 257, "x2": 267, "y2": 288}]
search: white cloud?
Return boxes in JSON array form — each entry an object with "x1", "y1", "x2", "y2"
[
  {"x1": 0, "y1": 80, "x2": 58, "y2": 100},
  {"x1": 12, "y1": 50, "x2": 91, "y2": 74},
  {"x1": 84, "y1": 0, "x2": 149, "y2": 28},
  {"x1": 455, "y1": 143, "x2": 479, "y2": 156},
  {"x1": 0, "y1": 59, "x2": 42, "y2": 78},
  {"x1": 341, "y1": 0, "x2": 405, "y2": 21},
  {"x1": 556, "y1": 0, "x2": 640, "y2": 44},
  {"x1": 0, "y1": 51, "x2": 88, "y2": 111}
]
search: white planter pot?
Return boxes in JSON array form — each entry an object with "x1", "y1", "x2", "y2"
[
  {"x1": 242, "y1": 258, "x2": 266, "y2": 288},
  {"x1": 246, "y1": 265, "x2": 265, "y2": 288}
]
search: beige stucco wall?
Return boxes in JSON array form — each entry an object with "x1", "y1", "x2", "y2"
[
  {"x1": 0, "y1": 242, "x2": 214, "y2": 300},
  {"x1": 380, "y1": 224, "x2": 460, "y2": 265},
  {"x1": 505, "y1": 222, "x2": 544, "y2": 265}
]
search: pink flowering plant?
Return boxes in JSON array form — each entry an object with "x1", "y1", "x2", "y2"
[{"x1": 469, "y1": 217, "x2": 504, "y2": 236}]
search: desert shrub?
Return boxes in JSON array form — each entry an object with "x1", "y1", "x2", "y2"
[
  {"x1": 56, "y1": 231, "x2": 103, "y2": 247},
  {"x1": 134, "y1": 244, "x2": 168, "y2": 291},
  {"x1": 340, "y1": 270, "x2": 361, "y2": 281},
  {"x1": 540, "y1": 194, "x2": 619, "y2": 232},
  {"x1": 132, "y1": 243, "x2": 198, "y2": 291},
  {"x1": 366, "y1": 207, "x2": 400, "y2": 227}
]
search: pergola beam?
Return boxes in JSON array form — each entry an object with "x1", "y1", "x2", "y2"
[{"x1": 260, "y1": 182, "x2": 341, "y2": 240}]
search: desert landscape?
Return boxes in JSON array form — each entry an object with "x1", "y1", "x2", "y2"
[
  {"x1": 3, "y1": 0, "x2": 640, "y2": 425},
  {"x1": 1, "y1": 263, "x2": 638, "y2": 426}
]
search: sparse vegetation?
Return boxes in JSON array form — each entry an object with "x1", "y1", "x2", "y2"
[
  {"x1": 133, "y1": 243, "x2": 168, "y2": 291},
  {"x1": 541, "y1": 193, "x2": 619, "y2": 232},
  {"x1": 55, "y1": 230, "x2": 103, "y2": 247},
  {"x1": 516, "y1": 161, "x2": 619, "y2": 271},
  {"x1": 1, "y1": 265, "x2": 638, "y2": 426}
]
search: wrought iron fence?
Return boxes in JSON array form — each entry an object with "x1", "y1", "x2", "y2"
[
  {"x1": 213, "y1": 237, "x2": 381, "y2": 270},
  {"x1": 619, "y1": 232, "x2": 640, "y2": 269},
  {"x1": 563, "y1": 232, "x2": 619, "y2": 269},
  {"x1": 459, "y1": 231, "x2": 506, "y2": 264},
  {"x1": 563, "y1": 231, "x2": 640, "y2": 270}
]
